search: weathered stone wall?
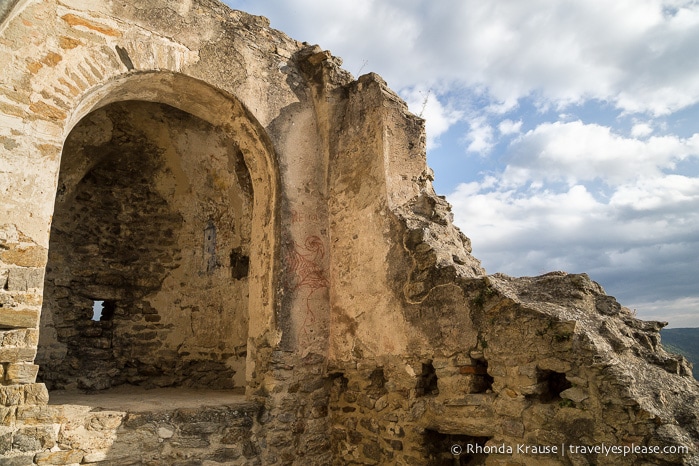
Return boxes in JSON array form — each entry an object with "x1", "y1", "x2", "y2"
[
  {"x1": 38, "y1": 100, "x2": 252, "y2": 391},
  {"x1": 322, "y1": 115, "x2": 699, "y2": 463},
  {"x1": 327, "y1": 273, "x2": 699, "y2": 464},
  {"x1": 1, "y1": 0, "x2": 698, "y2": 465}
]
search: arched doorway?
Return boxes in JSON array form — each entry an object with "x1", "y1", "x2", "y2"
[{"x1": 37, "y1": 100, "x2": 254, "y2": 391}]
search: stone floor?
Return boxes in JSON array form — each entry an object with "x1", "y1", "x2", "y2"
[{"x1": 48, "y1": 386, "x2": 248, "y2": 412}]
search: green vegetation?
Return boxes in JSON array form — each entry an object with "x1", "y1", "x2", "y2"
[{"x1": 472, "y1": 286, "x2": 496, "y2": 309}]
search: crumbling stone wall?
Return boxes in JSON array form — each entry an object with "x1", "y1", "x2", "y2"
[
  {"x1": 308, "y1": 58, "x2": 699, "y2": 465},
  {"x1": 0, "y1": 387, "x2": 264, "y2": 464},
  {"x1": 327, "y1": 273, "x2": 699, "y2": 464},
  {"x1": 0, "y1": 0, "x2": 698, "y2": 465}
]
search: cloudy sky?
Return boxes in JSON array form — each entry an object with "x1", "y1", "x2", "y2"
[{"x1": 226, "y1": 0, "x2": 699, "y2": 328}]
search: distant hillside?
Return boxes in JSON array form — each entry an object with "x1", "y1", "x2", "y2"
[{"x1": 661, "y1": 328, "x2": 699, "y2": 379}]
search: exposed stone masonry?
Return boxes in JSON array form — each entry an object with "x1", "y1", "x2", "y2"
[
  {"x1": 3, "y1": 388, "x2": 262, "y2": 465},
  {"x1": 38, "y1": 100, "x2": 252, "y2": 391},
  {"x1": 328, "y1": 272, "x2": 699, "y2": 464}
]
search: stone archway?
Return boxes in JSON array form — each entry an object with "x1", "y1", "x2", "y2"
[
  {"x1": 1, "y1": 1, "x2": 325, "y2": 462},
  {"x1": 37, "y1": 99, "x2": 254, "y2": 391},
  {"x1": 16, "y1": 70, "x2": 281, "y2": 396}
]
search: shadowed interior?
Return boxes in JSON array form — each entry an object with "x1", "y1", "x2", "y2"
[{"x1": 37, "y1": 101, "x2": 253, "y2": 391}]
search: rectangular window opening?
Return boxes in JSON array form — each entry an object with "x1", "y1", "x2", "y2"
[
  {"x1": 92, "y1": 300, "x2": 104, "y2": 321},
  {"x1": 91, "y1": 300, "x2": 115, "y2": 321}
]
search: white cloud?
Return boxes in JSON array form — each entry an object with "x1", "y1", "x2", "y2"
[
  {"x1": 503, "y1": 121, "x2": 699, "y2": 185},
  {"x1": 232, "y1": 0, "x2": 699, "y2": 116},
  {"x1": 610, "y1": 174, "x2": 699, "y2": 213},
  {"x1": 632, "y1": 122, "x2": 654, "y2": 138},
  {"x1": 464, "y1": 117, "x2": 495, "y2": 154},
  {"x1": 498, "y1": 119, "x2": 522, "y2": 135},
  {"x1": 400, "y1": 88, "x2": 463, "y2": 149},
  {"x1": 449, "y1": 183, "x2": 606, "y2": 256}
]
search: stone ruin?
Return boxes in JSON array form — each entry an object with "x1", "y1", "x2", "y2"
[{"x1": 0, "y1": 0, "x2": 698, "y2": 464}]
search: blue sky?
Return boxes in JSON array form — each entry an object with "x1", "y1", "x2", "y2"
[{"x1": 226, "y1": 0, "x2": 699, "y2": 327}]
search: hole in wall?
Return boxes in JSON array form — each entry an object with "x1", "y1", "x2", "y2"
[
  {"x1": 230, "y1": 247, "x2": 249, "y2": 280},
  {"x1": 369, "y1": 367, "x2": 386, "y2": 389},
  {"x1": 538, "y1": 370, "x2": 572, "y2": 403},
  {"x1": 91, "y1": 300, "x2": 103, "y2": 321},
  {"x1": 91, "y1": 300, "x2": 115, "y2": 321},
  {"x1": 416, "y1": 361, "x2": 439, "y2": 397},
  {"x1": 471, "y1": 360, "x2": 494, "y2": 394},
  {"x1": 328, "y1": 372, "x2": 349, "y2": 403},
  {"x1": 367, "y1": 367, "x2": 388, "y2": 397}
]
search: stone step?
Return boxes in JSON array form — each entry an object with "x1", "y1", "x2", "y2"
[{"x1": 5, "y1": 387, "x2": 263, "y2": 465}]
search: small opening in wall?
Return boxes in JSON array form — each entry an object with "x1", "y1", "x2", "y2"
[
  {"x1": 471, "y1": 360, "x2": 494, "y2": 394},
  {"x1": 367, "y1": 367, "x2": 387, "y2": 397},
  {"x1": 417, "y1": 361, "x2": 439, "y2": 396},
  {"x1": 91, "y1": 300, "x2": 115, "y2": 322},
  {"x1": 369, "y1": 367, "x2": 386, "y2": 389},
  {"x1": 91, "y1": 300, "x2": 103, "y2": 321},
  {"x1": 539, "y1": 370, "x2": 572, "y2": 403},
  {"x1": 230, "y1": 248, "x2": 249, "y2": 280}
]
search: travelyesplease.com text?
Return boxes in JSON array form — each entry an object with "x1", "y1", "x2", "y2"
[{"x1": 450, "y1": 442, "x2": 689, "y2": 457}]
